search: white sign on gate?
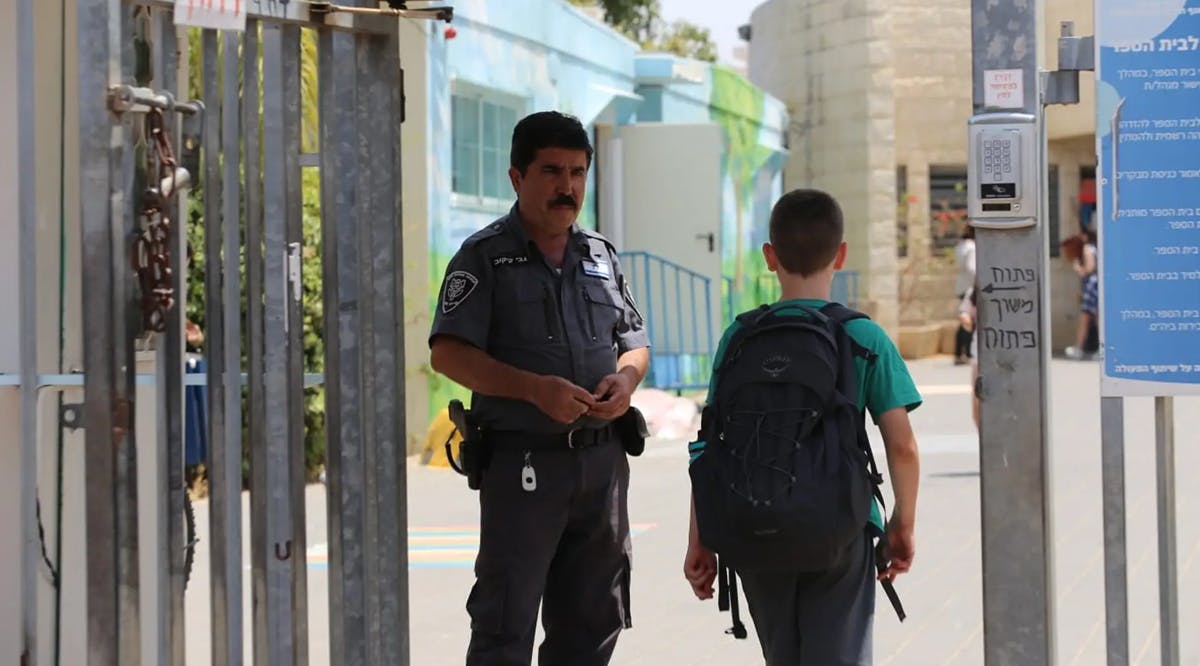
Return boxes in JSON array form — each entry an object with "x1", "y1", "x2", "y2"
[
  {"x1": 983, "y1": 69, "x2": 1025, "y2": 109},
  {"x1": 174, "y1": 0, "x2": 248, "y2": 32}
]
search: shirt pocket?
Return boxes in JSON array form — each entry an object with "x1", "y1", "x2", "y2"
[
  {"x1": 497, "y1": 279, "x2": 558, "y2": 345},
  {"x1": 581, "y1": 282, "x2": 623, "y2": 343}
]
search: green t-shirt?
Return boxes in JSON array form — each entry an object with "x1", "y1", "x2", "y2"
[{"x1": 688, "y1": 299, "x2": 923, "y2": 533}]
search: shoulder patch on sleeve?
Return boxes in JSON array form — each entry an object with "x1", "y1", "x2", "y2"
[{"x1": 441, "y1": 271, "x2": 480, "y2": 313}]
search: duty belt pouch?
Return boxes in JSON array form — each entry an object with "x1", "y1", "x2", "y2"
[
  {"x1": 614, "y1": 406, "x2": 649, "y2": 457},
  {"x1": 447, "y1": 399, "x2": 488, "y2": 490}
]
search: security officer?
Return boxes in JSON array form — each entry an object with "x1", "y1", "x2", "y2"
[{"x1": 429, "y1": 111, "x2": 651, "y2": 665}]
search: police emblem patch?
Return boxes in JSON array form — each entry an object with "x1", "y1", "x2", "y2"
[{"x1": 441, "y1": 271, "x2": 479, "y2": 314}]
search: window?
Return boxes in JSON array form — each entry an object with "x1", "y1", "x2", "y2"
[
  {"x1": 928, "y1": 166, "x2": 968, "y2": 252},
  {"x1": 451, "y1": 90, "x2": 520, "y2": 200}
]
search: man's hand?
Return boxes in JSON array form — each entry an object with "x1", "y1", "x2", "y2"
[
  {"x1": 531, "y1": 375, "x2": 597, "y2": 424},
  {"x1": 588, "y1": 370, "x2": 636, "y2": 420},
  {"x1": 877, "y1": 516, "x2": 915, "y2": 582},
  {"x1": 683, "y1": 542, "x2": 717, "y2": 600}
]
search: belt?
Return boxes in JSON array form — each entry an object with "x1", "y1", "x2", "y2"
[{"x1": 487, "y1": 424, "x2": 616, "y2": 451}]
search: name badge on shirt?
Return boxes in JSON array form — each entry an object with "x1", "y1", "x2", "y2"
[{"x1": 582, "y1": 259, "x2": 611, "y2": 279}]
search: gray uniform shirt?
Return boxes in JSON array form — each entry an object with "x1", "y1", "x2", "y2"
[{"x1": 429, "y1": 206, "x2": 650, "y2": 434}]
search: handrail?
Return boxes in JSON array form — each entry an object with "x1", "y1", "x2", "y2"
[{"x1": 617, "y1": 251, "x2": 715, "y2": 392}]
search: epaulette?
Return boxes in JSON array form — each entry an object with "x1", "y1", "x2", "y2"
[
  {"x1": 459, "y1": 219, "x2": 507, "y2": 250},
  {"x1": 578, "y1": 226, "x2": 618, "y2": 255}
]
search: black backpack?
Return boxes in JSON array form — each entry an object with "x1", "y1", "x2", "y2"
[{"x1": 690, "y1": 302, "x2": 898, "y2": 637}]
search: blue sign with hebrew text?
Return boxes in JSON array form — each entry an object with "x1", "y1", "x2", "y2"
[{"x1": 1096, "y1": 0, "x2": 1200, "y2": 394}]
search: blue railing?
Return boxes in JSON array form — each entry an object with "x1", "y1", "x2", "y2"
[
  {"x1": 723, "y1": 270, "x2": 860, "y2": 321},
  {"x1": 617, "y1": 251, "x2": 715, "y2": 392}
]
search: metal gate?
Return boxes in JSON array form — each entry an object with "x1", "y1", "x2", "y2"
[{"x1": 18, "y1": 0, "x2": 451, "y2": 663}]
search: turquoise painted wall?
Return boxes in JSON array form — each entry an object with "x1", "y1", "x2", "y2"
[
  {"x1": 423, "y1": 0, "x2": 641, "y2": 416},
  {"x1": 416, "y1": 3, "x2": 789, "y2": 422},
  {"x1": 632, "y1": 54, "x2": 789, "y2": 320}
]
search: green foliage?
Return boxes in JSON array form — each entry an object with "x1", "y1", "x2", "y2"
[{"x1": 569, "y1": 0, "x2": 717, "y2": 62}]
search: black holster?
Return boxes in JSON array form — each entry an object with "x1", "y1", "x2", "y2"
[
  {"x1": 447, "y1": 399, "x2": 489, "y2": 490},
  {"x1": 614, "y1": 406, "x2": 650, "y2": 457}
]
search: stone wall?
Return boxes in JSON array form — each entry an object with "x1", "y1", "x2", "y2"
[
  {"x1": 749, "y1": 0, "x2": 899, "y2": 336},
  {"x1": 747, "y1": 0, "x2": 1097, "y2": 350}
]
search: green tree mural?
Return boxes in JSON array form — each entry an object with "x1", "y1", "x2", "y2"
[{"x1": 709, "y1": 65, "x2": 774, "y2": 304}]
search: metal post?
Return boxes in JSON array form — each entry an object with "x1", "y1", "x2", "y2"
[
  {"x1": 260, "y1": 23, "x2": 298, "y2": 665},
  {"x1": 16, "y1": 0, "x2": 39, "y2": 662},
  {"x1": 319, "y1": 24, "x2": 367, "y2": 666},
  {"x1": 78, "y1": 0, "x2": 119, "y2": 661},
  {"x1": 355, "y1": 32, "x2": 383, "y2": 665},
  {"x1": 281, "y1": 25, "x2": 310, "y2": 665},
  {"x1": 147, "y1": 10, "x2": 180, "y2": 664},
  {"x1": 360, "y1": 26, "x2": 409, "y2": 663},
  {"x1": 115, "y1": 7, "x2": 142, "y2": 661},
  {"x1": 970, "y1": 1, "x2": 1056, "y2": 664},
  {"x1": 1155, "y1": 396, "x2": 1178, "y2": 666},
  {"x1": 215, "y1": 28, "x2": 246, "y2": 666},
  {"x1": 243, "y1": 18, "x2": 269, "y2": 666},
  {"x1": 1100, "y1": 397, "x2": 1129, "y2": 666},
  {"x1": 165, "y1": 20, "x2": 189, "y2": 665}
]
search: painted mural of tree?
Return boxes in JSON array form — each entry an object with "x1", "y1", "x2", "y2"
[{"x1": 709, "y1": 65, "x2": 774, "y2": 295}]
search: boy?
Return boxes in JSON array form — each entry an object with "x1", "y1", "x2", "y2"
[{"x1": 683, "y1": 189, "x2": 922, "y2": 665}]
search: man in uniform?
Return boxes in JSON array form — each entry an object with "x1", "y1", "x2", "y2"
[{"x1": 429, "y1": 110, "x2": 651, "y2": 665}]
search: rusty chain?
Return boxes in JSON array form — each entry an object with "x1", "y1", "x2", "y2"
[{"x1": 132, "y1": 108, "x2": 178, "y2": 333}]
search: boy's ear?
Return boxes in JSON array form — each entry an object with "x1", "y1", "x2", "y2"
[
  {"x1": 762, "y1": 242, "x2": 778, "y2": 272},
  {"x1": 833, "y1": 242, "x2": 848, "y2": 270}
]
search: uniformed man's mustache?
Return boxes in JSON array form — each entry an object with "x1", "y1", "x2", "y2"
[{"x1": 549, "y1": 195, "x2": 576, "y2": 209}]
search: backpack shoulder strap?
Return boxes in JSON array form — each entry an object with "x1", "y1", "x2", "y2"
[{"x1": 819, "y1": 303, "x2": 878, "y2": 362}]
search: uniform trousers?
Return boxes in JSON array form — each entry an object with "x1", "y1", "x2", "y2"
[{"x1": 465, "y1": 437, "x2": 631, "y2": 666}]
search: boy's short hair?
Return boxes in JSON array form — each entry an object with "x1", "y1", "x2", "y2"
[
  {"x1": 510, "y1": 111, "x2": 594, "y2": 174},
  {"x1": 769, "y1": 189, "x2": 844, "y2": 276}
]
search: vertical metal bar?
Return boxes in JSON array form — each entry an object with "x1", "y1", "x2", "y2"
[
  {"x1": 662, "y1": 261, "x2": 672, "y2": 357},
  {"x1": 281, "y1": 25, "x2": 310, "y2": 665},
  {"x1": 704, "y1": 276, "x2": 713, "y2": 373},
  {"x1": 16, "y1": 0, "x2": 39, "y2": 661},
  {"x1": 115, "y1": 7, "x2": 143, "y2": 662},
  {"x1": 244, "y1": 19, "x2": 269, "y2": 666},
  {"x1": 147, "y1": 10, "x2": 178, "y2": 664},
  {"x1": 218, "y1": 28, "x2": 245, "y2": 666},
  {"x1": 360, "y1": 26, "x2": 409, "y2": 664},
  {"x1": 261, "y1": 23, "x2": 297, "y2": 665},
  {"x1": 1101, "y1": 396, "x2": 1129, "y2": 666},
  {"x1": 674, "y1": 269, "x2": 683, "y2": 359},
  {"x1": 78, "y1": 0, "x2": 119, "y2": 661},
  {"x1": 201, "y1": 27, "x2": 234, "y2": 666},
  {"x1": 642, "y1": 258, "x2": 653, "y2": 350},
  {"x1": 319, "y1": 24, "x2": 367, "y2": 666},
  {"x1": 1155, "y1": 396, "x2": 1179, "y2": 666},
  {"x1": 354, "y1": 32, "x2": 383, "y2": 666},
  {"x1": 689, "y1": 277, "x2": 698, "y2": 354},
  {"x1": 166, "y1": 21, "x2": 189, "y2": 665},
  {"x1": 970, "y1": 1, "x2": 1055, "y2": 664}
]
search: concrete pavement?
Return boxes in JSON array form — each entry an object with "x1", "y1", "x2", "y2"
[{"x1": 182, "y1": 358, "x2": 1200, "y2": 665}]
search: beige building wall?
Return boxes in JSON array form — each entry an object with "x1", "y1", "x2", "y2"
[
  {"x1": 748, "y1": 0, "x2": 900, "y2": 336},
  {"x1": 399, "y1": 19, "x2": 432, "y2": 454},
  {"x1": 748, "y1": 0, "x2": 1097, "y2": 350}
]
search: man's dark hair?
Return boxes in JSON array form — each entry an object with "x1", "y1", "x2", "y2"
[
  {"x1": 768, "y1": 189, "x2": 845, "y2": 276},
  {"x1": 510, "y1": 111, "x2": 594, "y2": 174}
]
